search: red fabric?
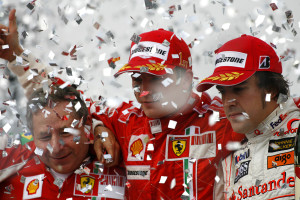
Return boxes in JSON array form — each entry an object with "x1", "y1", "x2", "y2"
[
  {"x1": 91, "y1": 92, "x2": 245, "y2": 200},
  {"x1": 0, "y1": 141, "x2": 125, "y2": 200}
]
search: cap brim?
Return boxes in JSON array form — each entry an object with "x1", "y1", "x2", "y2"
[
  {"x1": 114, "y1": 62, "x2": 176, "y2": 78},
  {"x1": 196, "y1": 70, "x2": 255, "y2": 92}
]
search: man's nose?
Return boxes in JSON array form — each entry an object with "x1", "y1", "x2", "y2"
[
  {"x1": 49, "y1": 134, "x2": 64, "y2": 154},
  {"x1": 222, "y1": 93, "x2": 237, "y2": 107}
]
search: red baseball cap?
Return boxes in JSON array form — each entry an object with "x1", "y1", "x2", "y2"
[
  {"x1": 197, "y1": 34, "x2": 282, "y2": 92},
  {"x1": 114, "y1": 29, "x2": 192, "y2": 77}
]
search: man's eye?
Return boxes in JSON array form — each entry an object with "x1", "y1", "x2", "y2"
[
  {"x1": 39, "y1": 136, "x2": 51, "y2": 141},
  {"x1": 233, "y1": 87, "x2": 244, "y2": 93},
  {"x1": 60, "y1": 132, "x2": 72, "y2": 137}
]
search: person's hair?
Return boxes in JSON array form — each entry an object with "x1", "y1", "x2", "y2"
[
  {"x1": 26, "y1": 85, "x2": 88, "y2": 133},
  {"x1": 254, "y1": 71, "x2": 290, "y2": 101}
]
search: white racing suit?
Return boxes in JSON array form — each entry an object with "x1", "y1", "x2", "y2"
[{"x1": 215, "y1": 98, "x2": 300, "y2": 200}]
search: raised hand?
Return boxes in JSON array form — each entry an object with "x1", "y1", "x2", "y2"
[{"x1": 0, "y1": 9, "x2": 23, "y2": 62}]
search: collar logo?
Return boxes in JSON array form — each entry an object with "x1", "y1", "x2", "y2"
[
  {"x1": 172, "y1": 139, "x2": 187, "y2": 156},
  {"x1": 26, "y1": 179, "x2": 40, "y2": 195},
  {"x1": 80, "y1": 176, "x2": 95, "y2": 194}
]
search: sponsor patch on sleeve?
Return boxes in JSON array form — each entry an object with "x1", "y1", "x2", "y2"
[
  {"x1": 267, "y1": 151, "x2": 294, "y2": 169},
  {"x1": 268, "y1": 137, "x2": 295, "y2": 152}
]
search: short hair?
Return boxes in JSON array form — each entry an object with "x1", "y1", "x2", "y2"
[
  {"x1": 26, "y1": 85, "x2": 88, "y2": 132},
  {"x1": 254, "y1": 71, "x2": 290, "y2": 100}
]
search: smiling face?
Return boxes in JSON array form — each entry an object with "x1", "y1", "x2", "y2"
[
  {"x1": 217, "y1": 75, "x2": 278, "y2": 134},
  {"x1": 131, "y1": 71, "x2": 192, "y2": 119},
  {"x1": 32, "y1": 101, "x2": 89, "y2": 174}
]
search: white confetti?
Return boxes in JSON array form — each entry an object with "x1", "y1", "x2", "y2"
[
  {"x1": 48, "y1": 51, "x2": 55, "y2": 60},
  {"x1": 170, "y1": 178, "x2": 176, "y2": 189},
  {"x1": 34, "y1": 147, "x2": 44, "y2": 156},
  {"x1": 215, "y1": 175, "x2": 220, "y2": 183},
  {"x1": 105, "y1": 184, "x2": 113, "y2": 191},
  {"x1": 222, "y1": 23, "x2": 230, "y2": 30},
  {"x1": 141, "y1": 18, "x2": 149, "y2": 28},
  {"x1": 47, "y1": 143, "x2": 53, "y2": 154},
  {"x1": 64, "y1": 128, "x2": 80, "y2": 135},
  {"x1": 168, "y1": 120, "x2": 177, "y2": 129},
  {"x1": 159, "y1": 176, "x2": 167, "y2": 184},
  {"x1": 99, "y1": 53, "x2": 106, "y2": 61},
  {"x1": 103, "y1": 68, "x2": 112, "y2": 76},
  {"x1": 255, "y1": 15, "x2": 265, "y2": 27},
  {"x1": 3, "y1": 123, "x2": 11, "y2": 133},
  {"x1": 147, "y1": 143, "x2": 154, "y2": 151},
  {"x1": 74, "y1": 102, "x2": 81, "y2": 111},
  {"x1": 226, "y1": 141, "x2": 242, "y2": 151},
  {"x1": 265, "y1": 93, "x2": 271, "y2": 102},
  {"x1": 218, "y1": 144, "x2": 222, "y2": 150}
]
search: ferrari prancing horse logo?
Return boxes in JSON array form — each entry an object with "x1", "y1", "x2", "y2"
[
  {"x1": 172, "y1": 140, "x2": 187, "y2": 156},
  {"x1": 80, "y1": 176, "x2": 95, "y2": 194}
]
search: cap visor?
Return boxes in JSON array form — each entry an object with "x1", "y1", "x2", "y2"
[
  {"x1": 114, "y1": 63, "x2": 176, "y2": 78},
  {"x1": 197, "y1": 71, "x2": 255, "y2": 92}
]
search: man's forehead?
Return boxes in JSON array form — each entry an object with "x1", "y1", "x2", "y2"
[{"x1": 216, "y1": 80, "x2": 249, "y2": 89}]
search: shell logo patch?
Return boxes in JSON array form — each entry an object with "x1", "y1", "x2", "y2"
[
  {"x1": 130, "y1": 139, "x2": 143, "y2": 156},
  {"x1": 172, "y1": 139, "x2": 187, "y2": 156},
  {"x1": 23, "y1": 174, "x2": 44, "y2": 199},
  {"x1": 80, "y1": 176, "x2": 95, "y2": 194},
  {"x1": 26, "y1": 179, "x2": 39, "y2": 195}
]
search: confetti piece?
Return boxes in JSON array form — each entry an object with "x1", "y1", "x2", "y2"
[
  {"x1": 226, "y1": 141, "x2": 242, "y2": 151},
  {"x1": 170, "y1": 178, "x2": 176, "y2": 189},
  {"x1": 73, "y1": 136, "x2": 81, "y2": 143},
  {"x1": 159, "y1": 176, "x2": 167, "y2": 184},
  {"x1": 222, "y1": 23, "x2": 230, "y2": 30},
  {"x1": 161, "y1": 78, "x2": 174, "y2": 87},
  {"x1": 3, "y1": 123, "x2": 11, "y2": 133},
  {"x1": 269, "y1": 3, "x2": 278, "y2": 11},
  {"x1": 105, "y1": 184, "x2": 113, "y2": 191},
  {"x1": 218, "y1": 144, "x2": 222, "y2": 150},
  {"x1": 64, "y1": 128, "x2": 80, "y2": 135},
  {"x1": 255, "y1": 15, "x2": 265, "y2": 27},
  {"x1": 140, "y1": 91, "x2": 149, "y2": 97},
  {"x1": 103, "y1": 68, "x2": 112, "y2": 76},
  {"x1": 215, "y1": 176, "x2": 220, "y2": 183},
  {"x1": 47, "y1": 143, "x2": 53, "y2": 154},
  {"x1": 168, "y1": 120, "x2": 177, "y2": 129},
  {"x1": 265, "y1": 93, "x2": 271, "y2": 102},
  {"x1": 130, "y1": 33, "x2": 141, "y2": 44},
  {"x1": 147, "y1": 143, "x2": 154, "y2": 151},
  {"x1": 54, "y1": 178, "x2": 64, "y2": 188},
  {"x1": 141, "y1": 18, "x2": 149, "y2": 28},
  {"x1": 34, "y1": 147, "x2": 44, "y2": 156}
]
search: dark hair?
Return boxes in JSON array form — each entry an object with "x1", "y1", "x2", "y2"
[
  {"x1": 254, "y1": 71, "x2": 290, "y2": 100},
  {"x1": 26, "y1": 85, "x2": 88, "y2": 132}
]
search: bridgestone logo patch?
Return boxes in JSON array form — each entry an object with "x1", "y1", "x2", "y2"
[
  {"x1": 130, "y1": 41, "x2": 170, "y2": 61},
  {"x1": 215, "y1": 51, "x2": 247, "y2": 69},
  {"x1": 259, "y1": 56, "x2": 270, "y2": 69},
  {"x1": 126, "y1": 165, "x2": 150, "y2": 180}
]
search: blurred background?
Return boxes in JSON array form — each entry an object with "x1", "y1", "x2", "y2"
[{"x1": 0, "y1": 0, "x2": 299, "y2": 135}]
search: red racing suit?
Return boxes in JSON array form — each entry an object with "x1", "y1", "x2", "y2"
[
  {"x1": 0, "y1": 141, "x2": 126, "y2": 200},
  {"x1": 91, "y1": 92, "x2": 244, "y2": 200},
  {"x1": 215, "y1": 97, "x2": 300, "y2": 200}
]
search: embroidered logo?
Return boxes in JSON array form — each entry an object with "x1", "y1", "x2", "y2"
[
  {"x1": 172, "y1": 139, "x2": 187, "y2": 157},
  {"x1": 267, "y1": 151, "x2": 294, "y2": 169},
  {"x1": 259, "y1": 56, "x2": 270, "y2": 69},
  {"x1": 130, "y1": 139, "x2": 144, "y2": 156},
  {"x1": 234, "y1": 161, "x2": 250, "y2": 183},
  {"x1": 26, "y1": 179, "x2": 39, "y2": 195},
  {"x1": 80, "y1": 176, "x2": 95, "y2": 194}
]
